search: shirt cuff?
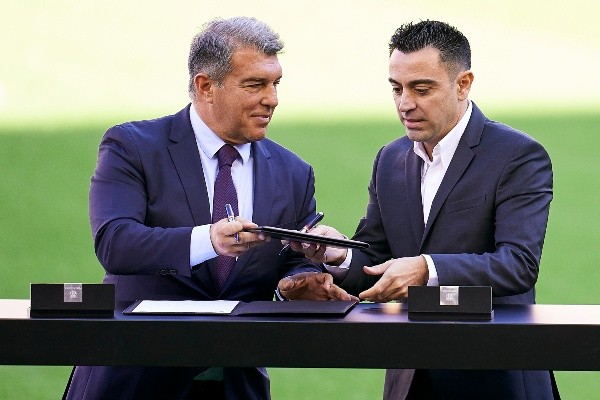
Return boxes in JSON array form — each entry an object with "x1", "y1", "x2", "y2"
[
  {"x1": 322, "y1": 249, "x2": 352, "y2": 280},
  {"x1": 190, "y1": 225, "x2": 219, "y2": 268},
  {"x1": 422, "y1": 254, "x2": 439, "y2": 286}
]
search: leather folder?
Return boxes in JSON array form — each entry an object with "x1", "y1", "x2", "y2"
[
  {"x1": 123, "y1": 299, "x2": 358, "y2": 316},
  {"x1": 244, "y1": 226, "x2": 369, "y2": 250}
]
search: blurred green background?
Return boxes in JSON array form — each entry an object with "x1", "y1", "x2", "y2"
[{"x1": 1, "y1": 1, "x2": 599, "y2": 399}]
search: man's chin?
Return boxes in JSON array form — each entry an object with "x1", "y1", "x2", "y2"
[
  {"x1": 405, "y1": 129, "x2": 428, "y2": 142},
  {"x1": 247, "y1": 129, "x2": 268, "y2": 142}
]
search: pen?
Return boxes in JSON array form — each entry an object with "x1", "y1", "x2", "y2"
[
  {"x1": 225, "y1": 203, "x2": 239, "y2": 243},
  {"x1": 279, "y1": 212, "x2": 324, "y2": 255}
]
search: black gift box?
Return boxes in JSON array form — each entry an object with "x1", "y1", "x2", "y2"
[
  {"x1": 408, "y1": 286, "x2": 493, "y2": 321},
  {"x1": 29, "y1": 283, "x2": 115, "y2": 318}
]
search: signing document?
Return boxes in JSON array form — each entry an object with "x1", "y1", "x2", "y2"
[{"x1": 127, "y1": 300, "x2": 239, "y2": 315}]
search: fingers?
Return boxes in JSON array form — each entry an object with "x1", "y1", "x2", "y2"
[
  {"x1": 312, "y1": 274, "x2": 357, "y2": 301},
  {"x1": 210, "y1": 218, "x2": 267, "y2": 257},
  {"x1": 277, "y1": 272, "x2": 313, "y2": 300},
  {"x1": 304, "y1": 225, "x2": 331, "y2": 236},
  {"x1": 324, "y1": 282, "x2": 358, "y2": 301},
  {"x1": 359, "y1": 276, "x2": 407, "y2": 302},
  {"x1": 308, "y1": 243, "x2": 328, "y2": 263},
  {"x1": 359, "y1": 288, "x2": 405, "y2": 303},
  {"x1": 287, "y1": 240, "x2": 347, "y2": 266},
  {"x1": 362, "y1": 259, "x2": 393, "y2": 275},
  {"x1": 222, "y1": 217, "x2": 266, "y2": 243},
  {"x1": 288, "y1": 241, "x2": 327, "y2": 263},
  {"x1": 277, "y1": 276, "x2": 297, "y2": 297},
  {"x1": 236, "y1": 217, "x2": 256, "y2": 226},
  {"x1": 282, "y1": 225, "x2": 348, "y2": 264},
  {"x1": 277, "y1": 272, "x2": 355, "y2": 301},
  {"x1": 359, "y1": 258, "x2": 421, "y2": 302}
]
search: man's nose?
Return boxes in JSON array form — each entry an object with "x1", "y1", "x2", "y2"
[
  {"x1": 261, "y1": 85, "x2": 278, "y2": 108},
  {"x1": 397, "y1": 92, "x2": 415, "y2": 112}
]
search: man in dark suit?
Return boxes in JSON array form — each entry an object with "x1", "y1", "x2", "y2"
[
  {"x1": 65, "y1": 16, "x2": 351, "y2": 400},
  {"x1": 281, "y1": 20, "x2": 558, "y2": 399}
]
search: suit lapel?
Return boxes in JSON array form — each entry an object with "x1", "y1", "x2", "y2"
[
  {"x1": 249, "y1": 141, "x2": 275, "y2": 226},
  {"x1": 167, "y1": 105, "x2": 211, "y2": 225},
  {"x1": 405, "y1": 148, "x2": 425, "y2": 246},
  {"x1": 422, "y1": 140, "x2": 474, "y2": 242},
  {"x1": 220, "y1": 141, "x2": 274, "y2": 293},
  {"x1": 421, "y1": 103, "x2": 485, "y2": 245},
  {"x1": 167, "y1": 106, "x2": 217, "y2": 295}
]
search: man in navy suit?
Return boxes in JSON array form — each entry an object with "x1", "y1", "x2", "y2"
[
  {"x1": 65, "y1": 16, "x2": 351, "y2": 400},
  {"x1": 281, "y1": 21, "x2": 558, "y2": 399}
]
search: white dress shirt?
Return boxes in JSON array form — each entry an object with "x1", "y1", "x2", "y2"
[
  {"x1": 325, "y1": 101, "x2": 473, "y2": 286},
  {"x1": 414, "y1": 101, "x2": 472, "y2": 285},
  {"x1": 188, "y1": 105, "x2": 254, "y2": 267}
]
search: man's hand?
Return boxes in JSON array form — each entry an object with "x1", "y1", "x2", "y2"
[
  {"x1": 287, "y1": 225, "x2": 348, "y2": 266},
  {"x1": 359, "y1": 256, "x2": 428, "y2": 302},
  {"x1": 278, "y1": 272, "x2": 358, "y2": 301},
  {"x1": 210, "y1": 217, "x2": 269, "y2": 257}
]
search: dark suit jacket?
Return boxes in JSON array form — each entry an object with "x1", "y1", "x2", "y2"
[
  {"x1": 90, "y1": 104, "x2": 321, "y2": 302},
  {"x1": 68, "y1": 105, "x2": 321, "y2": 399},
  {"x1": 340, "y1": 103, "x2": 556, "y2": 399}
]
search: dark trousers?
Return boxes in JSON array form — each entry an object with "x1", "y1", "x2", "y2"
[
  {"x1": 64, "y1": 365, "x2": 270, "y2": 399},
  {"x1": 402, "y1": 369, "x2": 560, "y2": 400}
]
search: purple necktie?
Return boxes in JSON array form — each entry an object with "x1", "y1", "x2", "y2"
[{"x1": 212, "y1": 144, "x2": 239, "y2": 289}]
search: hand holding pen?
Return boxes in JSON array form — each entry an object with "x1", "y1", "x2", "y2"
[
  {"x1": 225, "y1": 203, "x2": 239, "y2": 243},
  {"x1": 215, "y1": 204, "x2": 267, "y2": 256},
  {"x1": 279, "y1": 212, "x2": 325, "y2": 255}
]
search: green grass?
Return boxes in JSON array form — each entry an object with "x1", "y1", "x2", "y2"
[{"x1": 1, "y1": 112, "x2": 599, "y2": 398}]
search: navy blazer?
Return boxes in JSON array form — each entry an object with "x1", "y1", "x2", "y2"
[
  {"x1": 89, "y1": 104, "x2": 321, "y2": 302},
  {"x1": 343, "y1": 102, "x2": 552, "y2": 303},
  {"x1": 68, "y1": 105, "x2": 319, "y2": 399},
  {"x1": 341, "y1": 103, "x2": 556, "y2": 399}
]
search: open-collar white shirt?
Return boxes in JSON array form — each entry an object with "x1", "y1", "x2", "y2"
[
  {"x1": 325, "y1": 101, "x2": 472, "y2": 287},
  {"x1": 415, "y1": 101, "x2": 472, "y2": 285}
]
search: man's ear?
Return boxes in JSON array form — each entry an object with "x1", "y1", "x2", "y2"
[
  {"x1": 456, "y1": 70, "x2": 474, "y2": 101},
  {"x1": 194, "y1": 73, "x2": 214, "y2": 103}
]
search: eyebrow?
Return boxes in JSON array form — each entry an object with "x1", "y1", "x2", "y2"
[
  {"x1": 241, "y1": 75, "x2": 282, "y2": 84},
  {"x1": 388, "y1": 78, "x2": 438, "y2": 86},
  {"x1": 241, "y1": 78, "x2": 266, "y2": 84}
]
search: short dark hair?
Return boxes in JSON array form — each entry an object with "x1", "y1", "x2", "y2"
[
  {"x1": 188, "y1": 16, "x2": 284, "y2": 98},
  {"x1": 389, "y1": 20, "x2": 471, "y2": 74}
]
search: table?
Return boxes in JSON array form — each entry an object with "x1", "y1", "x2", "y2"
[{"x1": 1, "y1": 300, "x2": 599, "y2": 370}]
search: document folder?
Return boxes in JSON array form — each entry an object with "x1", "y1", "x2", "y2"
[
  {"x1": 123, "y1": 299, "x2": 358, "y2": 316},
  {"x1": 244, "y1": 226, "x2": 369, "y2": 250},
  {"x1": 232, "y1": 300, "x2": 358, "y2": 316}
]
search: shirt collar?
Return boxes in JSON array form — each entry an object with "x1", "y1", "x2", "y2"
[
  {"x1": 189, "y1": 104, "x2": 251, "y2": 163},
  {"x1": 413, "y1": 100, "x2": 473, "y2": 167}
]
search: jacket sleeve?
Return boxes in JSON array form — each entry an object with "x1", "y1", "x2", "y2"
[
  {"x1": 339, "y1": 147, "x2": 393, "y2": 295},
  {"x1": 431, "y1": 139, "x2": 553, "y2": 297},
  {"x1": 89, "y1": 125, "x2": 193, "y2": 277}
]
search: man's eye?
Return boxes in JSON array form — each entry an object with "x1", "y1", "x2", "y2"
[
  {"x1": 242, "y1": 82, "x2": 263, "y2": 89},
  {"x1": 392, "y1": 87, "x2": 402, "y2": 95},
  {"x1": 415, "y1": 87, "x2": 429, "y2": 94}
]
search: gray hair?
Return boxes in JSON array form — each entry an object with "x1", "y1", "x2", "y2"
[{"x1": 188, "y1": 16, "x2": 284, "y2": 99}]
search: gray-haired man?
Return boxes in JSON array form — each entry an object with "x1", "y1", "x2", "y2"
[{"x1": 65, "y1": 16, "x2": 351, "y2": 400}]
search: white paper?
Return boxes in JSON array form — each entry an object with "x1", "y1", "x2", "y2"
[{"x1": 131, "y1": 300, "x2": 239, "y2": 314}]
